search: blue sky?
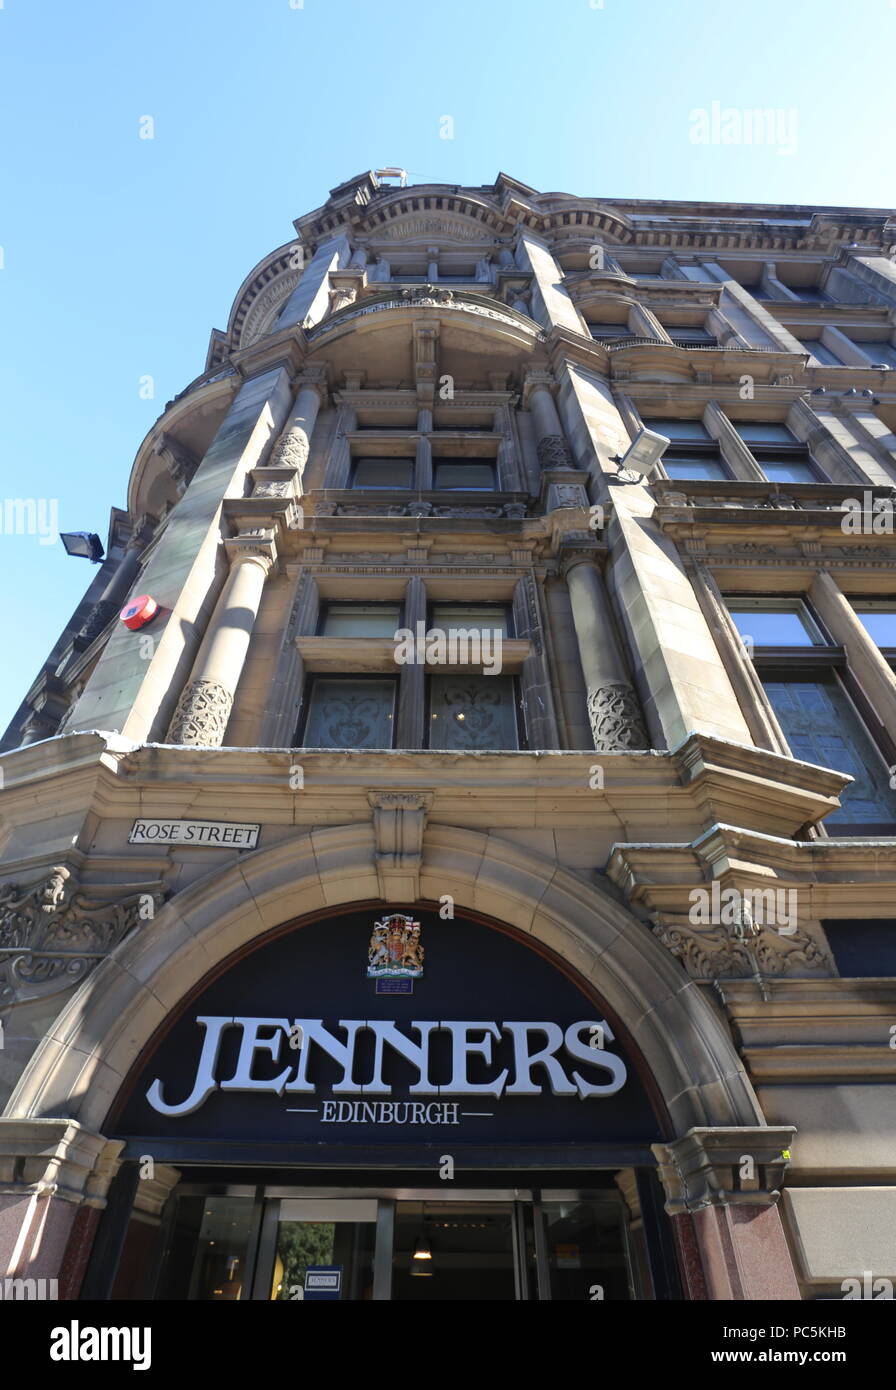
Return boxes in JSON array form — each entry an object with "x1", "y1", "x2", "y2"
[{"x1": 1, "y1": 0, "x2": 894, "y2": 734}]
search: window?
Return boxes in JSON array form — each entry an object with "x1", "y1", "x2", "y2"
[
  {"x1": 644, "y1": 418, "x2": 729, "y2": 482},
  {"x1": 822, "y1": 920, "x2": 896, "y2": 978},
  {"x1": 799, "y1": 338, "x2": 845, "y2": 367},
  {"x1": 665, "y1": 326, "x2": 718, "y2": 348},
  {"x1": 301, "y1": 677, "x2": 397, "y2": 749},
  {"x1": 851, "y1": 602, "x2": 896, "y2": 651},
  {"x1": 855, "y1": 339, "x2": 896, "y2": 370},
  {"x1": 432, "y1": 461, "x2": 496, "y2": 491},
  {"x1": 352, "y1": 458, "x2": 413, "y2": 489},
  {"x1": 588, "y1": 323, "x2": 634, "y2": 343},
  {"x1": 726, "y1": 598, "x2": 896, "y2": 830},
  {"x1": 319, "y1": 603, "x2": 403, "y2": 638},
  {"x1": 763, "y1": 675, "x2": 896, "y2": 828},
  {"x1": 428, "y1": 675, "x2": 522, "y2": 751},
  {"x1": 430, "y1": 604, "x2": 510, "y2": 637},
  {"x1": 726, "y1": 600, "x2": 821, "y2": 648},
  {"x1": 734, "y1": 421, "x2": 825, "y2": 484}
]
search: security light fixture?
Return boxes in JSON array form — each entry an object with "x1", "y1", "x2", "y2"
[
  {"x1": 609, "y1": 426, "x2": 670, "y2": 482},
  {"x1": 60, "y1": 532, "x2": 105, "y2": 563}
]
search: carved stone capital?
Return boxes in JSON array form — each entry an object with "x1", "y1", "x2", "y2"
[
  {"x1": 652, "y1": 1127, "x2": 796, "y2": 1214},
  {"x1": 587, "y1": 683, "x2": 649, "y2": 752},
  {"x1": 651, "y1": 915, "x2": 834, "y2": 981},
  {"x1": 367, "y1": 791, "x2": 432, "y2": 901},
  {"x1": 0, "y1": 1120, "x2": 125, "y2": 1208},
  {"x1": 167, "y1": 677, "x2": 234, "y2": 747},
  {"x1": 223, "y1": 529, "x2": 277, "y2": 572},
  {"x1": 521, "y1": 370, "x2": 556, "y2": 409},
  {"x1": 0, "y1": 866, "x2": 166, "y2": 1008}
]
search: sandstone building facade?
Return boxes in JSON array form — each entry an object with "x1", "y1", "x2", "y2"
[{"x1": 1, "y1": 171, "x2": 895, "y2": 1301}]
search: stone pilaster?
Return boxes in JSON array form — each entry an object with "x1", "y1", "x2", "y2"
[
  {"x1": 653, "y1": 1126, "x2": 801, "y2": 1300},
  {"x1": 0, "y1": 1119, "x2": 123, "y2": 1288},
  {"x1": 275, "y1": 231, "x2": 352, "y2": 331}
]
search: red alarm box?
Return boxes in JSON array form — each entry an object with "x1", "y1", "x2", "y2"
[{"x1": 120, "y1": 594, "x2": 159, "y2": 630}]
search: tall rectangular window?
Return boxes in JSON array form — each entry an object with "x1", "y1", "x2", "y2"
[
  {"x1": 301, "y1": 678, "x2": 397, "y2": 749},
  {"x1": 428, "y1": 676, "x2": 521, "y2": 751}
]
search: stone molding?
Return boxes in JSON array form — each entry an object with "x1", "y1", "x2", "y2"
[
  {"x1": 167, "y1": 678, "x2": 234, "y2": 747},
  {"x1": 367, "y1": 791, "x2": 433, "y2": 901},
  {"x1": 587, "y1": 682, "x2": 649, "y2": 752},
  {"x1": 0, "y1": 865, "x2": 165, "y2": 1008},
  {"x1": 0, "y1": 1119, "x2": 123, "y2": 1208},
  {"x1": 652, "y1": 1126, "x2": 796, "y2": 1214}
]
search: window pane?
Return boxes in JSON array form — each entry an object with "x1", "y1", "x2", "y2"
[
  {"x1": 353, "y1": 458, "x2": 413, "y2": 488},
  {"x1": 760, "y1": 460, "x2": 818, "y2": 484},
  {"x1": 763, "y1": 677, "x2": 896, "y2": 825},
  {"x1": 430, "y1": 605, "x2": 508, "y2": 636},
  {"x1": 321, "y1": 604, "x2": 402, "y2": 638},
  {"x1": 800, "y1": 339, "x2": 844, "y2": 367},
  {"x1": 854, "y1": 609, "x2": 896, "y2": 647},
  {"x1": 736, "y1": 423, "x2": 798, "y2": 445},
  {"x1": 304, "y1": 679, "x2": 395, "y2": 749},
  {"x1": 646, "y1": 419, "x2": 711, "y2": 441},
  {"x1": 727, "y1": 607, "x2": 817, "y2": 646},
  {"x1": 429, "y1": 676, "x2": 519, "y2": 750},
  {"x1": 663, "y1": 457, "x2": 727, "y2": 481},
  {"x1": 858, "y1": 340, "x2": 896, "y2": 369},
  {"x1": 433, "y1": 462, "x2": 495, "y2": 490}
]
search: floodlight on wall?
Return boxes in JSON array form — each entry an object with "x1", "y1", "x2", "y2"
[
  {"x1": 609, "y1": 427, "x2": 670, "y2": 482},
  {"x1": 60, "y1": 532, "x2": 105, "y2": 563}
]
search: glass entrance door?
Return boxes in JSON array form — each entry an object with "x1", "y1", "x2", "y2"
[{"x1": 147, "y1": 1177, "x2": 663, "y2": 1301}]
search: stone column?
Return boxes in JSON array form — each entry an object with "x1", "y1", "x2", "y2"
[
  {"x1": 263, "y1": 368, "x2": 328, "y2": 491},
  {"x1": 522, "y1": 371, "x2": 573, "y2": 470},
  {"x1": 653, "y1": 1127, "x2": 801, "y2": 1300},
  {"x1": 167, "y1": 530, "x2": 277, "y2": 746},
  {"x1": 562, "y1": 552, "x2": 649, "y2": 751},
  {"x1": 0, "y1": 1119, "x2": 122, "y2": 1295}
]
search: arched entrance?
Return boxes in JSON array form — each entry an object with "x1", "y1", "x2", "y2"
[{"x1": 3, "y1": 827, "x2": 797, "y2": 1299}]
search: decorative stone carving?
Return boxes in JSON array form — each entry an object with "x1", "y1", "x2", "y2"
[
  {"x1": 0, "y1": 865, "x2": 165, "y2": 1007},
  {"x1": 252, "y1": 481, "x2": 291, "y2": 499},
  {"x1": 502, "y1": 503, "x2": 527, "y2": 519},
  {"x1": 78, "y1": 599, "x2": 120, "y2": 643},
  {"x1": 652, "y1": 917, "x2": 833, "y2": 981},
  {"x1": 653, "y1": 1127, "x2": 796, "y2": 1214},
  {"x1": 268, "y1": 428, "x2": 310, "y2": 472},
  {"x1": 537, "y1": 435, "x2": 574, "y2": 469},
  {"x1": 167, "y1": 678, "x2": 234, "y2": 747},
  {"x1": 367, "y1": 791, "x2": 433, "y2": 901},
  {"x1": 587, "y1": 683, "x2": 649, "y2": 751},
  {"x1": 400, "y1": 284, "x2": 455, "y2": 306}
]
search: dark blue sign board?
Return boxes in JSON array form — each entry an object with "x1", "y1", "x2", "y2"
[
  {"x1": 304, "y1": 1266, "x2": 342, "y2": 1300},
  {"x1": 114, "y1": 909, "x2": 661, "y2": 1165}
]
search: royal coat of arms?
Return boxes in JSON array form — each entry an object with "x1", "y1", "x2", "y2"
[{"x1": 367, "y1": 913, "x2": 424, "y2": 979}]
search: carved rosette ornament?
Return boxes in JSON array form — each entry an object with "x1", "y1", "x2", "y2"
[
  {"x1": 167, "y1": 678, "x2": 234, "y2": 747},
  {"x1": 537, "y1": 435, "x2": 574, "y2": 469},
  {"x1": 0, "y1": 865, "x2": 166, "y2": 1007},
  {"x1": 587, "y1": 683, "x2": 649, "y2": 752}
]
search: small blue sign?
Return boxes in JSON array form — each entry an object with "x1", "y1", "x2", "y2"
[
  {"x1": 376, "y1": 977, "x2": 413, "y2": 995},
  {"x1": 304, "y1": 1265, "x2": 342, "y2": 1300}
]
